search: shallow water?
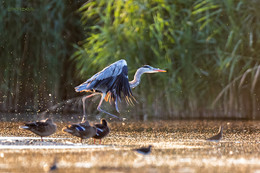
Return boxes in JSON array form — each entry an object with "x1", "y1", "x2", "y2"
[{"x1": 0, "y1": 120, "x2": 259, "y2": 172}]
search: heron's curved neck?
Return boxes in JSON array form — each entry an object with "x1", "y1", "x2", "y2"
[{"x1": 129, "y1": 68, "x2": 145, "y2": 88}]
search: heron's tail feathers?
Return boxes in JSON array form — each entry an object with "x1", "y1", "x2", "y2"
[
  {"x1": 125, "y1": 95, "x2": 137, "y2": 106},
  {"x1": 107, "y1": 74, "x2": 136, "y2": 106}
]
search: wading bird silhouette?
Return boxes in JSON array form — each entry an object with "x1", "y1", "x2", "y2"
[
  {"x1": 133, "y1": 145, "x2": 152, "y2": 155},
  {"x1": 206, "y1": 126, "x2": 223, "y2": 142},
  {"x1": 49, "y1": 157, "x2": 58, "y2": 172},
  {"x1": 75, "y1": 59, "x2": 166, "y2": 121}
]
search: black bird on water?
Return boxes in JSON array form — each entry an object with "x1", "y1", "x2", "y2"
[
  {"x1": 133, "y1": 145, "x2": 152, "y2": 155},
  {"x1": 92, "y1": 119, "x2": 110, "y2": 144},
  {"x1": 49, "y1": 157, "x2": 58, "y2": 172},
  {"x1": 206, "y1": 126, "x2": 223, "y2": 142},
  {"x1": 75, "y1": 59, "x2": 166, "y2": 121}
]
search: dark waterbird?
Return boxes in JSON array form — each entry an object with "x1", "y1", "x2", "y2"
[
  {"x1": 75, "y1": 59, "x2": 166, "y2": 121},
  {"x1": 206, "y1": 126, "x2": 223, "y2": 142},
  {"x1": 92, "y1": 119, "x2": 110, "y2": 144},
  {"x1": 62, "y1": 120, "x2": 97, "y2": 143},
  {"x1": 49, "y1": 157, "x2": 58, "y2": 172},
  {"x1": 133, "y1": 145, "x2": 152, "y2": 155},
  {"x1": 19, "y1": 118, "x2": 57, "y2": 142}
]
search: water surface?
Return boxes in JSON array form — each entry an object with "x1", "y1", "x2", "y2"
[{"x1": 0, "y1": 120, "x2": 259, "y2": 172}]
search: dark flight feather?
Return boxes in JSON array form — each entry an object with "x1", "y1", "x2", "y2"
[{"x1": 75, "y1": 60, "x2": 135, "y2": 105}]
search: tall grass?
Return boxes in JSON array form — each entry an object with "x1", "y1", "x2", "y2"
[
  {"x1": 0, "y1": 0, "x2": 84, "y2": 114},
  {"x1": 1, "y1": 0, "x2": 260, "y2": 119},
  {"x1": 73, "y1": 0, "x2": 260, "y2": 119}
]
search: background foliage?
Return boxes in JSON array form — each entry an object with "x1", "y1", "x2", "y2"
[
  {"x1": 0, "y1": 0, "x2": 84, "y2": 114},
  {"x1": 1, "y1": 0, "x2": 260, "y2": 119}
]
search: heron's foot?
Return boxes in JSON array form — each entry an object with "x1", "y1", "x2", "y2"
[
  {"x1": 115, "y1": 100, "x2": 120, "y2": 113},
  {"x1": 115, "y1": 106, "x2": 120, "y2": 113},
  {"x1": 107, "y1": 113, "x2": 123, "y2": 121},
  {"x1": 97, "y1": 107, "x2": 122, "y2": 121},
  {"x1": 117, "y1": 117, "x2": 123, "y2": 121}
]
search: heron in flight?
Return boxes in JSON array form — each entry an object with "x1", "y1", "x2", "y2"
[{"x1": 75, "y1": 59, "x2": 166, "y2": 121}]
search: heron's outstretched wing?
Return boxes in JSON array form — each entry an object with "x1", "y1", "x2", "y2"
[{"x1": 75, "y1": 59, "x2": 134, "y2": 104}]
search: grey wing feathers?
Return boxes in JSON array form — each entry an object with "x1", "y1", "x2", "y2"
[
  {"x1": 75, "y1": 60, "x2": 126, "y2": 92},
  {"x1": 91, "y1": 59, "x2": 126, "y2": 81},
  {"x1": 75, "y1": 59, "x2": 135, "y2": 104}
]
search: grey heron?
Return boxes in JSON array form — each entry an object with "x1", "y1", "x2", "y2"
[{"x1": 75, "y1": 59, "x2": 166, "y2": 120}]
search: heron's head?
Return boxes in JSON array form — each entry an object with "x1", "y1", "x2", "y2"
[{"x1": 140, "y1": 65, "x2": 167, "y2": 73}]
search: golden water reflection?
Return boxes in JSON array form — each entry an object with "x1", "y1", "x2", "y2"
[{"x1": 0, "y1": 120, "x2": 259, "y2": 172}]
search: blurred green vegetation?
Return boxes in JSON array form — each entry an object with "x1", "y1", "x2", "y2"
[
  {"x1": 74, "y1": 0, "x2": 260, "y2": 119},
  {"x1": 1, "y1": 0, "x2": 260, "y2": 119},
  {"x1": 0, "y1": 0, "x2": 85, "y2": 114}
]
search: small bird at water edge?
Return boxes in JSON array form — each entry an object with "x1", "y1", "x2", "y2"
[
  {"x1": 49, "y1": 157, "x2": 58, "y2": 172},
  {"x1": 19, "y1": 118, "x2": 57, "y2": 142},
  {"x1": 62, "y1": 120, "x2": 97, "y2": 144},
  {"x1": 92, "y1": 119, "x2": 110, "y2": 144},
  {"x1": 206, "y1": 126, "x2": 223, "y2": 142},
  {"x1": 133, "y1": 145, "x2": 152, "y2": 155}
]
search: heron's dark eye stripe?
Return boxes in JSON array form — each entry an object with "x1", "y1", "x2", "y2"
[{"x1": 142, "y1": 65, "x2": 150, "y2": 68}]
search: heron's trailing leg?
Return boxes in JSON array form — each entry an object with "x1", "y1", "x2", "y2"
[
  {"x1": 97, "y1": 94, "x2": 121, "y2": 120},
  {"x1": 82, "y1": 93, "x2": 99, "y2": 122},
  {"x1": 115, "y1": 97, "x2": 120, "y2": 113}
]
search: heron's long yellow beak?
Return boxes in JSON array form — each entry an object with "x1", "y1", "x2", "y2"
[{"x1": 155, "y1": 69, "x2": 167, "y2": 72}]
